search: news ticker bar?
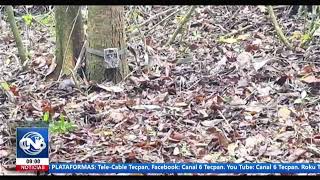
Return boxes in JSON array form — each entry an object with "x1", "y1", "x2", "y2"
[{"x1": 47, "y1": 163, "x2": 320, "y2": 174}]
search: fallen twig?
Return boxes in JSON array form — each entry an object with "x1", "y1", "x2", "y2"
[
  {"x1": 224, "y1": 24, "x2": 254, "y2": 38},
  {"x1": 0, "y1": 51, "x2": 22, "y2": 71},
  {"x1": 267, "y1": 6, "x2": 293, "y2": 50},
  {"x1": 73, "y1": 40, "x2": 87, "y2": 74},
  {"x1": 165, "y1": 6, "x2": 196, "y2": 46},
  {"x1": 306, "y1": 146, "x2": 320, "y2": 157},
  {"x1": 138, "y1": 7, "x2": 179, "y2": 28},
  {"x1": 146, "y1": 7, "x2": 182, "y2": 35},
  {"x1": 217, "y1": 110, "x2": 233, "y2": 132},
  {"x1": 223, "y1": 6, "x2": 242, "y2": 27},
  {"x1": 161, "y1": 128, "x2": 173, "y2": 143},
  {"x1": 132, "y1": 7, "x2": 150, "y2": 70}
]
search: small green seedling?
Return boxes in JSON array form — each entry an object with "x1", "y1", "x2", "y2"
[
  {"x1": 22, "y1": 14, "x2": 33, "y2": 26},
  {"x1": 43, "y1": 111, "x2": 50, "y2": 122},
  {"x1": 301, "y1": 33, "x2": 311, "y2": 44},
  {"x1": 39, "y1": 14, "x2": 54, "y2": 26},
  {"x1": 192, "y1": 30, "x2": 201, "y2": 39},
  {"x1": 49, "y1": 114, "x2": 76, "y2": 134},
  {"x1": 0, "y1": 82, "x2": 10, "y2": 91}
]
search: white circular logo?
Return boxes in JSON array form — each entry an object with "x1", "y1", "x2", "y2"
[{"x1": 19, "y1": 132, "x2": 46, "y2": 156}]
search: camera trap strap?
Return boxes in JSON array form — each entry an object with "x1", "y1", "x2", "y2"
[{"x1": 86, "y1": 47, "x2": 126, "y2": 68}]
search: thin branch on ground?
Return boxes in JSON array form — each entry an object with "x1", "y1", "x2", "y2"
[
  {"x1": 0, "y1": 51, "x2": 22, "y2": 71},
  {"x1": 73, "y1": 40, "x2": 87, "y2": 74},
  {"x1": 267, "y1": 6, "x2": 293, "y2": 50},
  {"x1": 137, "y1": 6, "x2": 179, "y2": 28},
  {"x1": 224, "y1": 24, "x2": 254, "y2": 38},
  {"x1": 223, "y1": 6, "x2": 242, "y2": 27},
  {"x1": 146, "y1": 7, "x2": 182, "y2": 35},
  {"x1": 132, "y1": 6, "x2": 149, "y2": 69},
  {"x1": 165, "y1": 6, "x2": 196, "y2": 46}
]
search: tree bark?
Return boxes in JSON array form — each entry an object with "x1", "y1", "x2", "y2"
[
  {"x1": 5, "y1": 6, "x2": 28, "y2": 66},
  {"x1": 86, "y1": 6, "x2": 129, "y2": 83},
  {"x1": 49, "y1": 6, "x2": 84, "y2": 80}
]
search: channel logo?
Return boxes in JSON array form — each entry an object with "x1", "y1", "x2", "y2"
[
  {"x1": 16, "y1": 127, "x2": 49, "y2": 172},
  {"x1": 19, "y1": 131, "x2": 46, "y2": 156}
]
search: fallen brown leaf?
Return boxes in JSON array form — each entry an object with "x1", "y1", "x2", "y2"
[
  {"x1": 170, "y1": 131, "x2": 185, "y2": 141},
  {"x1": 301, "y1": 75, "x2": 320, "y2": 83},
  {"x1": 287, "y1": 148, "x2": 306, "y2": 162}
]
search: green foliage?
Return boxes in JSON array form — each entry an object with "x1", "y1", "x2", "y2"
[
  {"x1": 39, "y1": 14, "x2": 54, "y2": 26},
  {"x1": 301, "y1": 33, "x2": 311, "y2": 44},
  {"x1": 36, "y1": 13, "x2": 56, "y2": 38},
  {"x1": 22, "y1": 14, "x2": 33, "y2": 26},
  {"x1": 218, "y1": 36, "x2": 238, "y2": 44},
  {"x1": 42, "y1": 111, "x2": 50, "y2": 122},
  {"x1": 130, "y1": 9, "x2": 141, "y2": 21},
  {"x1": 175, "y1": 15, "x2": 184, "y2": 23},
  {"x1": 289, "y1": 31, "x2": 312, "y2": 45},
  {"x1": 59, "y1": 114, "x2": 65, "y2": 121},
  {"x1": 192, "y1": 30, "x2": 201, "y2": 39},
  {"x1": 0, "y1": 82, "x2": 10, "y2": 91},
  {"x1": 126, "y1": 24, "x2": 138, "y2": 33},
  {"x1": 223, "y1": 96, "x2": 232, "y2": 103},
  {"x1": 181, "y1": 142, "x2": 190, "y2": 156},
  {"x1": 49, "y1": 114, "x2": 76, "y2": 134}
]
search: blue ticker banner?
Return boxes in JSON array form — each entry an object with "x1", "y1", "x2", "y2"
[{"x1": 49, "y1": 163, "x2": 320, "y2": 174}]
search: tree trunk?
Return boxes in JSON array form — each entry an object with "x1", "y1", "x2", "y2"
[
  {"x1": 86, "y1": 6, "x2": 129, "y2": 83},
  {"x1": 5, "y1": 6, "x2": 28, "y2": 66},
  {"x1": 49, "y1": 6, "x2": 84, "y2": 80}
]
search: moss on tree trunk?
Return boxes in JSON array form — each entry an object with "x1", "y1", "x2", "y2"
[
  {"x1": 49, "y1": 6, "x2": 84, "y2": 80},
  {"x1": 86, "y1": 6, "x2": 129, "y2": 83}
]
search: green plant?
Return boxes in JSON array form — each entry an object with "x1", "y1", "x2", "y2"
[
  {"x1": 0, "y1": 82, "x2": 10, "y2": 91},
  {"x1": 130, "y1": 9, "x2": 141, "y2": 21},
  {"x1": 36, "y1": 13, "x2": 56, "y2": 38},
  {"x1": 42, "y1": 111, "x2": 50, "y2": 122},
  {"x1": 223, "y1": 96, "x2": 232, "y2": 103},
  {"x1": 49, "y1": 114, "x2": 77, "y2": 134},
  {"x1": 218, "y1": 36, "x2": 238, "y2": 44},
  {"x1": 22, "y1": 14, "x2": 33, "y2": 26},
  {"x1": 290, "y1": 31, "x2": 310, "y2": 42},
  {"x1": 126, "y1": 24, "x2": 138, "y2": 33},
  {"x1": 301, "y1": 33, "x2": 311, "y2": 44},
  {"x1": 175, "y1": 15, "x2": 184, "y2": 23},
  {"x1": 39, "y1": 14, "x2": 54, "y2": 26},
  {"x1": 192, "y1": 30, "x2": 201, "y2": 39}
]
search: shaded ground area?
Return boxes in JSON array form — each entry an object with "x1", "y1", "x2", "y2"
[{"x1": 1, "y1": 5, "x2": 320, "y2": 175}]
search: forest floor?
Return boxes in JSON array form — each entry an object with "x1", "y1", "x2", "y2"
[{"x1": 1, "y1": 6, "x2": 320, "y2": 175}]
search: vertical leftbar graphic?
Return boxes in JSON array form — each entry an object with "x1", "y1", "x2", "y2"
[{"x1": 16, "y1": 127, "x2": 49, "y2": 172}]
